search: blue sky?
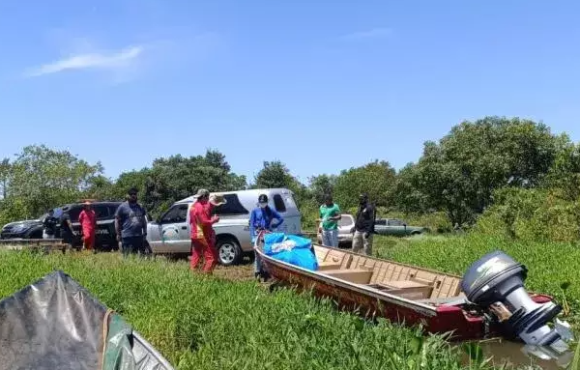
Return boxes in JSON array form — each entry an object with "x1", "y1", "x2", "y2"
[{"x1": 1, "y1": 1, "x2": 579, "y2": 185}]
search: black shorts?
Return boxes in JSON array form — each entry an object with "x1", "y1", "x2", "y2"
[
  {"x1": 61, "y1": 233, "x2": 73, "y2": 244},
  {"x1": 121, "y1": 236, "x2": 146, "y2": 255}
]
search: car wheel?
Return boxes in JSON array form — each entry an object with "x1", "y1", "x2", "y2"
[
  {"x1": 25, "y1": 228, "x2": 43, "y2": 239},
  {"x1": 216, "y1": 237, "x2": 242, "y2": 266}
]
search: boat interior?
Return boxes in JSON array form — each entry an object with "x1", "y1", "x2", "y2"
[{"x1": 311, "y1": 245, "x2": 465, "y2": 306}]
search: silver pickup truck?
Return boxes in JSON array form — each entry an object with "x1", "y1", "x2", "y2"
[{"x1": 146, "y1": 188, "x2": 302, "y2": 266}]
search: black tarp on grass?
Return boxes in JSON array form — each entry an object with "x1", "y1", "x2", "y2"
[{"x1": 0, "y1": 270, "x2": 174, "y2": 370}]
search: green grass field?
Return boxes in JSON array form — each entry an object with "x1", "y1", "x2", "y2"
[{"x1": 0, "y1": 249, "x2": 530, "y2": 370}]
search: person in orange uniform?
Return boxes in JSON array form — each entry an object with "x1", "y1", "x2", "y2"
[
  {"x1": 78, "y1": 201, "x2": 97, "y2": 251},
  {"x1": 189, "y1": 189, "x2": 220, "y2": 273}
]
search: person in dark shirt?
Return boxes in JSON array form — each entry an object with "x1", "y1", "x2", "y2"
[
  {"x1": 115, "y1": 187, "x2": 148, "y2": 257},
  {"x1": 59, "y1": 210, "x2": 74, "y2": 247},
  {"x1": 351, "y1": 193, "x2": 376, "y2": 256},
  {"x1": 42, "y1": 209, "x2": 58, "y2": 239}
]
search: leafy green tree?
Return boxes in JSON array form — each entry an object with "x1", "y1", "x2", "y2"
[
  {"x1": 252, "y1": 160, "x2": 311, "y2": 207},
  {"x1": 545, "y1": 141, "x2": 580, "y2": 202},
  {"x1": 253, "y1": 161, "x2": 295, "y2": 189},
  {"x1": 333, "y1": 160, "x2": 397, "y2": 210},
  {"x1": 110, "y1": 150, "x2": 247, "y2": 218},
  {"x1": 476, "y1": 187, "x2": 580, "y2": 243},
  {"x1": 392, "y1": 163, "x2": 434, "y2": 214},
  {"x1": 308, "y1": 174, "x2": 337, "y2": 205},
  {"x1": 399, "y1": 116, "x2": 566, "y2": 225},
  {"x1": 7, "y1": 145, "x2": 104, "y2": 219},
  {"x1": 85, "y1": 175, "x2": 116, "y2": 201},
  {"x1": 0, "y1": 158, "x2": 10, "y2": 199}
]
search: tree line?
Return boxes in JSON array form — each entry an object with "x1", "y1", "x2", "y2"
[{"x1": 1, "y1": 115, "x2": 579, "y2": 242}]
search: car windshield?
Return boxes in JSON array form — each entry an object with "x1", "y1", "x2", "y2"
[{"x1": 37, "y1": 207, "x2": 62, "y2": 221}]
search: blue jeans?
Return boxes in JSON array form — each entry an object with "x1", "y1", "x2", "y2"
[{"x1": 322, "y1": 229, "x2": 339, "y2": 247}]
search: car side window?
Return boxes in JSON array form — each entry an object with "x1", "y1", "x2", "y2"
[
  {"x1": 375, "y1": 219, "x2": 387, "y2": 226},
  {"x1": 213, "y1": 194, "x2": 249, "y2": 215},
  {"x1": 160, "y1": 205, "x2": 188, "y2": 224},
  {"x1": 93, "y1": 205, "x2": 109, "y2": 220},
  {"x1": 273, "y1": 194, "x2": 286, "y2": 212},
  {"x1": 67, "y1": 207, "x2": 82, "y2": 222}
]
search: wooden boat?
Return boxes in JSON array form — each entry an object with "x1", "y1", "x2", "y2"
[{"x1": 255, "y1": 238, "x2": 554, "y2": 342}]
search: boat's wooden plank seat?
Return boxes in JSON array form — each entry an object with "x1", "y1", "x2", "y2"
[
  {"x1": 377, "y1": 280, "x2": 433, "y2": 300},
  {"x1": 322, "y1": 268, "x2": 373, "y2": 284},
  {"x1": 416, "y1": 294, "x2": 468, "y2": 306},
  {"x1": 314, "y1": 247, "x2": 353, "y2": 269},
  {"x1": 366, "y1": 281, "x2": 434, "y2": 300},
  {"x1": 318, "y1": 261, "x2": 343, "y2": 271},
  {"x1": 431, "y1": 275, "x2": 462, "y2": 299},
  {"x1": 311, "y1": 246, "x2": 463, "y2": 300},
  {"x1": 344, "y1": 254, "x2": 462, "y2": 300},
  {"x1": 313, "y1": 246, "x2": 329, "y2": 262}
]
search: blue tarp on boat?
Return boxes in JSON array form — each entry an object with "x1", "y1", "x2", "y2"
[{"x1": 263, "y1": 233, "x2": 319, "y2": 271}]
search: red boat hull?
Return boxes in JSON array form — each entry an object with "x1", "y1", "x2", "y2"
[{"x1": 262, "y1": 255, "x2": 553, "y2": 342}]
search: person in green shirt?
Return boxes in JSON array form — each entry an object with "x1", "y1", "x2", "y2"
[{"x1": 318, "y1": 194, "x2": 341, "y2": 247}]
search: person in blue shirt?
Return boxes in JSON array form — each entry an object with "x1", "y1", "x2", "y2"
[{"x1": 250, "y1": 193, "x2": 284, "y2": 281}]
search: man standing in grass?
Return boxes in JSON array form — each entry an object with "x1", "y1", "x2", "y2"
[
  {"x1": 352, "y1": 193, "x2": 376, "y2": 256},
  {"x1": 78, "y1": 201, "x2": 97, "y2": 252},
  {"x1": 115, "y1": 187, "x2": 148, "y2": 257},
  {"x1": 59, "y1": 209, "x2": 74, "y2": 248},
  {"x1": 189, "y1": 189, "x2": 220, "y2": 274},
  {"x1": 318, "y1": 194, "x2": 341, "y2": 248}
]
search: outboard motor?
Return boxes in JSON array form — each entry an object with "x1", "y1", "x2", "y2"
[{"x1": 461, "y1": 251, "x2": 573, "y2": 352}]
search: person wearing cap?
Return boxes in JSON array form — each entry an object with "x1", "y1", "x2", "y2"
[
  {"x1": 189, "y1": 189, "x2": 220, "y2": 273},
  {"x1": 351, "y1": 193, "x2": 376, "y2": 256},
  {"x1": 114, "y1": 187, "x2": 148, "y2": 256},
  {"x1": 249, "y1": 194, "x2": 284, "y2": 280},
  {"x1": 318, "y1": 194, "x2": 341, "y2": 247},
  {"x1": 78, "y1": 201, "x2": 97, "y2": 251}
]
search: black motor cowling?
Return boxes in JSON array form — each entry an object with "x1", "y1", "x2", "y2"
[{"x1": 461, "y1": 251, "x2": 572, "y2": 351}]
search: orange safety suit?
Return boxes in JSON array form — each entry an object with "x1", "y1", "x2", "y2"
[
  {"x1": 78, "y1": 209, "x2": 97, "y2": 250},
  {"x1": 189, "y1": 201, "x2": 219, "y2": 273}
]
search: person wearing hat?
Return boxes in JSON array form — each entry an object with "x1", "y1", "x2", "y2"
[
  {"x1": 249, "y1": 193, "x2": 284, "y2": 281},
  {"x1": 114, "y1": 187, "x2": 148, "y2": 256},
  {"x1": 189, "y1": 188, "x2": 220, "y2": 273},
  {"x1": 78, "y1": 201, "x2": 97, "y2": 251}
]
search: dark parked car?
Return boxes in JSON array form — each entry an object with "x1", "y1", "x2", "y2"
[
  {"x1": 1, "y1": 201, "x2": 126, "y2": 252},
  {"x1": 57, "y1": 201, "x2": 125, "y2": 251},
  {"x1": 0, "y1": 216, "x2": 46, "y2": 239}
]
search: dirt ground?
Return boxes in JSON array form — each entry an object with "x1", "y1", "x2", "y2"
[{"x1": 212, "y1": 257, "x2": 256, "y2": 281}]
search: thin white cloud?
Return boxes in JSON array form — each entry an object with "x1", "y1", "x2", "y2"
[
  {"x1": 24, "y1": 45, "x2": 144, "y2": 78},
  {"x1": 342, "y1": 27, "x2": 392, "y2": 41}
]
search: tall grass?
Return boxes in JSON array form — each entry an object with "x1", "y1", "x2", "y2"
[{"x1": 0, "y1": 250, "x2": 521, "y2": 370}]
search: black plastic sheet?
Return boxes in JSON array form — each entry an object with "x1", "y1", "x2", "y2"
[{"x1": 0, "y1": 270, "x2": 174, "y2": 370}]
